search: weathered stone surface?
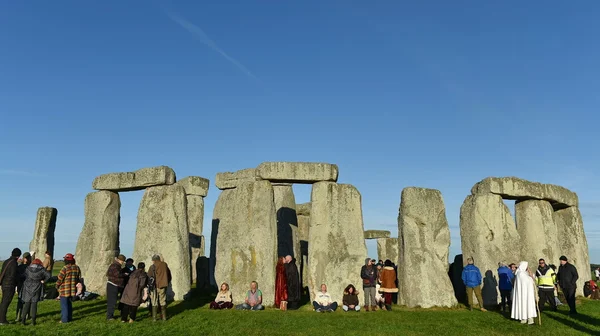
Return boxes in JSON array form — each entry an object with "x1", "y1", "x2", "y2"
[
  {"x1": 75, "y1": 191, "x2": 120, "y2": 296},
  {"x1": 460, "y1": 194, "x2": 520, "y2": 306},
  {"x1": 398, "y1": 187, "x2": 456, "y2": 308},
  {"x1": 257, "y1": 162, "x2": 338, "y2": 184},
  {"x1": 554, "y1": 207, "x2": 590, "y2": 296},
  {"x1": 133, "y1": 185, "x2": 190, "y2": 301},
  {"x1": 308, "y1": 182, "x2": 367, "y2": 304},
  {"x1": 471, "y1": 177, "x2": 578, "y2": 208},
  {"x1": 92, "y1": 166, "x2": 176, "y2": 192},
  {"x1": 187, "y1": 195, "x2": 204, "y2": 283},
  {"x1": 213, "y1": 181, "x2": 277, "y2": 305},
  {"x1": 273, "y1": 185, "x2": 300, "y2": 260},
  {"x1": 364, "y1": 230, "x2": 391, "y2": 239},
  {"x1": 297, "y1": 202, "x2": 311, "y2": 288},
  {"x1": 176, "y1": 176, "x2": 209, "y2": 197},
  {"x1": 376, "y1": 238, "x2": 398, "y2": 263},
  {"x1": 215, "y1": 168, "x2": 259, "y2": 190},
  {"x1": 515, "y1": 200, "x2": 559, "y2": 272},
  {"x1": 29, "y1": 207, "x2": 57, "y2": 258}
]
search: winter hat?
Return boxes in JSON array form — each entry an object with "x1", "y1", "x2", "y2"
[{"x1": 559, "y1": 256, "x2": 568, "y2": 261}]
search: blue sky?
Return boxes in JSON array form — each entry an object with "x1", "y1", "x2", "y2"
[{"x1": 0, "y1": 1, "x2": 598, "y2": 264}]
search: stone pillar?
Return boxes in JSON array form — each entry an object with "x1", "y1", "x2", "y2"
[
  {"x1": 297, "y1": 202, "x2": 311, "y2": 289},
  {"x1": 515, "y1": 200, "x2": 559, "y2": 270},
  {"x1": 133, "y1": 185, "x2": 190, "y2": 301},
  {"x1": 398, "y1": 187, "x2": 456, "y2": 308},
  {"x1": 75, "y1": 191, "x2": 120, "y2": 296},
  {"x1": 273, "y1": 184, "x2": 300, "y2": 260},
  {"x1": 308, "y1": 182, "x2": 367, "y2": 304},
  {"x1": 29, "y1": 207, "x2": 58, "y2": 258},
  {"x1": 460, "y1": 194, "x2": 520, "y2": 306},
  {"x1": 376, "y1": 238, "x2": 398, "y2": 264},
  {"x1": 553, "y1": 206, "x2": 590, "y2": 296},
  {"x1": 213, "y1": 181, "x2": 277, "y2": 306}
]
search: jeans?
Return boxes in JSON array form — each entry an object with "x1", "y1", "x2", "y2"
[
  {"x1": 60, "y1": 297, "x2": 73, "y2": 323},
  {"x1": 562, "y1": 287, "x2": 577, "y2": 313},
  {"x1": 0, "y1": 286, "x2": 16, "y2": 324},
  {"x1": 342, "y1": 305, "x2": 360, "y2": 311},
  {"x1": 236, "y1": 303, "x2": 264, "y2": 310},
  {"x1": 312, "y1": 301, "x2": 338, "y2": 311},
  {"x1": 22, "y1": 302, "x2": 38, "y2": 324},
  {"x1": 121, "y1": 304, "x2": 138, "y2": 322},
  {"x1": 106, "y1": 283, "x2": 119, "y2": 319},
  {"x1": 466, "y1": 286, "x2": 484, "y2": 309},
  {"x1": 363, "y1": 287, "x2": 376, "y2": 307}
]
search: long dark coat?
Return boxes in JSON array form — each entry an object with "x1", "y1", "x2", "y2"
[
  {"x1": 284, "y1": 258, "x2": 301, "y2": 302},
  {"x1": 120, "y1": 269, "x2": 148, "y2": 307},
  {"x1": 22, "y1": 264, "x2": 51, "y2": 303}
]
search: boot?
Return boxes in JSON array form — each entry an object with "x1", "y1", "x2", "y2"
[
  {"x1": 364, "y1": 306, "x2": 369, "y2": 312},
  {"x1": 372, "y1": 305, "x2": 379, "y2": 311},
  {"x1": 161, "y1": 307, "x2": 167, "y2": 321},
  {"x1": 152, "y1": 307, "x2": 158, "y2": 322},
  {"x1": 385, "y1": 304, "x2": 392, "y2": 311}
]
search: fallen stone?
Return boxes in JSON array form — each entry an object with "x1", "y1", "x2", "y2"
[
  {"x1": 187, "y1": 195, "x2": 205, "y2": 283},
  {"x1": 296, "y1": 202, "x2": 311, "y2": 287},
  {"x1": 29, "y1": 207, "x2": 57, "y2": 258},
  {"x1": 471, "y1": 177, "x2": 578, "y2": 208},
  {"x1": 215, "y1": 168, "x2": 260, "y2": 190},
  {"x1": 133, "y1": 185, "x2": 190, "y2": 301},
  {"x1": 553, "y1": 207, "x2": 590, "y2": 296},
  {"x1": 460, "y1": 194, "x2": 520, "y2": 306},
  {"x1": 398, "y1": 187, "x2": 457, "y2": 308},
  {"x1": 309, "y1": 182, "x2": 367, "y2": 304},
  {"x1": 75, "y1": 191, "x2": 120, "y2": 296},
  {"x1": 257, "y1": 162, "x2": 338, "y2": 184},
  {"x1": 364, "y1": 230, "x2": 391, "y2": 239},
  {"x1": 213, "y1": 181, "x2": 277, "y2": 306},
  {"x1": 92, "y1": 166, "x2": 176, "y2": 192},
  {"x1": 376, "y1": 238, "x2": 398, "y2": 263},
  {"x1": 176, "y1": 176, "x2": 209, "y2": 197},
  {"x1": 273, "y1": 185, "x2": 300, "y2": 260},
  {"x1": 515, "y1": 200, "x2": 559, "y2": 272}
]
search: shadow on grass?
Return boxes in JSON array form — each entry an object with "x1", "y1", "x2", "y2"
[
  {"x1": 168, "y1": 288, "x2": 216, "y2": 317},
  {"x1": 545, "y1": 312, "x2": 598, "y2": 335},
  {"x1": 554, "y1": 310, "x2": 600, "y2": 327}
]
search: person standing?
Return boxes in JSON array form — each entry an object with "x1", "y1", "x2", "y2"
[
  {"x1": 556, "y1": 255, "x2": 579, "y2": 315},
  {"x1": 360, "y1": 258, "x2": 378, "y2": 311},
  {"x1": 274, "y1": 257, "x2": 288, "y2": 308},
  {"x1": 120, "y1": 262, "x2": 148, "y2": 323},
  {"x1": 595, "y1": 267, "x2": 599, "y2": 281},
  {"x1": 497, "y1": 262, "x2": 514, "y2": 312},
  {"x1": 20, "y1": 258, "x2": 51, "y2": 325},
  {"x1": 535, "y1": 258, "x2": 557, "y2": 312},
  {"x1": 15, "y1": 251, "x2": 31, "y2": 322},
  {"x1": 55, "y1": 253, "x2": 81, "y2": 323},
  {"x1": 461, "y1": 257, "x2": 487, "y2": 312},
  {"x1": 511, "y1": 261, "x2": 537, "y2": 325},
  {"x1": 106, "y1": 254, "x2": 126, "y2": 320},
  {"x1": 284, "y1": 255, "x2": 301, "y2": 310},
  {"x1": 379, "y1": 259, "x2": 398, "y2": 311},
  {"x1": 0, "y1": 248, "x2": 21, "y2": 325},
  {"x1": 147, "y1": 254, "x2": 172, "y2": 321}
]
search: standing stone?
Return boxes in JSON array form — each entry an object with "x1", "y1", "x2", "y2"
[
  {"x1": 376, "y1": 238, "x2": 398, "y2": 264},
  {"x1": 553, "y1": 207, "x2": 590, "y2": 296},
  {"x1": 75, "y1": 191, "x2": 120, "y2": 296},
  {"x1": 215, "y1": 168, "x2": 260, "y2": 190},
  {"x1": 273, "y1": 185, "x2": 300, "y2": 260},
  {"x1": 308, "y1": 182, "x2": 367, "y2": 304},
  {"x1": 297, "y1": 202, "x2": 311, "y2": 289},
  {"x1": 92, "y1": 166, "x2": 176, "y2": 192},
  {"x1": 398, "y1": 187, "x2": 456, "y2": 308},
  {"x1": 213, "y1": 181, "x2": 277, "y2": 306},
  {"x1": 187, "y1": 195, "x2": 205, "y2": 283},
  {"x1": 257, "y1": 162, "x2": 339, "y2": 184},
  {"x1": 515, "y1": 200, "x2": 559, "y2": 270},
  {"x1": 29, "y1": 207, "x2": 57, "y2": 258},
  {"x1": 460, "y1": 194, "x2": 520, "y2": 306},
  {"x1": 133, "y1": 185, "x2": 190, "y2": 301}
]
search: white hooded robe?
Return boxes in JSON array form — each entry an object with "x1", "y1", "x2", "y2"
[{"x1": 511, "y1": 261, "x2": 538, "y2": 320}]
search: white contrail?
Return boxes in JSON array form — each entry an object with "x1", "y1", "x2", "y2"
[{"x1": 167, "y1": 12, "x2": 258, "y2": 80}]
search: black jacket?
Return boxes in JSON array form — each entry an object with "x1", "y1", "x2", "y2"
[
  {"x1": 557, "y1": 263, "x2": 579, "y2": 289},
  {"x1": 0, "y1": 257, "x2": 19, "y2": 288}
]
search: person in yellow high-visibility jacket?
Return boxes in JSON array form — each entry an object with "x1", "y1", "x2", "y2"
[{"x1": 535, "y1": 258, "x2": 557, "y2": 312}]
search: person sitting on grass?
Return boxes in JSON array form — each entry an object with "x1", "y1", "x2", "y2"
[
  {"x1": 342, "y1": 284, "x2": 360, "y2": 312},
  {"x1": 236, "y1": 281, "x2": 264, "y2": 310},
  {"x1": 210, "y1": 282, "x2": 234, "y2": 310},
  {"x1": 312, "y1": 284, "x2": 338, "y2": 312}
]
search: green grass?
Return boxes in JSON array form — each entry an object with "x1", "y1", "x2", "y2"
[{"x1": 0, "y1": 289, "x2": 599, "y2": 336}]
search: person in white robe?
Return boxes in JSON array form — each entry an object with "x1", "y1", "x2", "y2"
[{"x1": 511, "y1": 261, "x2": 538, "y2": 324}]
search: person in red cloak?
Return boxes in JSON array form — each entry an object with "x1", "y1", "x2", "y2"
[{"x1": 274, "y1": 257, "x2": 288, "y2": 308}]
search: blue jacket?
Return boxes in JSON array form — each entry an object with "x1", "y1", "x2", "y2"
[
  {"x1": 462, "y1": 264, "x2": 482, "y2": 288},
  {"x1": 497, "y1": 266, "x2": 514, "y2": 291}
]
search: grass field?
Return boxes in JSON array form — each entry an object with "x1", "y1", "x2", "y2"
[{"x1": 1, "y1": 261, "x2": 599, "y2": 335}]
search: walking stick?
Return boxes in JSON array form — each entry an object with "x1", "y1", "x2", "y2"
[{"x1": 536, "y1": 298, "x2": 542, "y2": 326}]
